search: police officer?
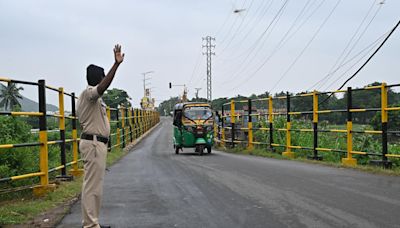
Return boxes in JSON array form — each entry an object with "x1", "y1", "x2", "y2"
[{"x1": 77, "y1": 44, "x2": 124, "y2": 228}]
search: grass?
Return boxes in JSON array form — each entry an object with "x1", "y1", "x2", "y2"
[
  {"x1": 0, "y1": 176, "x2": 83, "y2": 225},
  {"x1": 0, "y1": 147, "x2": 127, "y2": 225},
  {"x1": 217, "y1": 145, "x2": 400, "y2": 176}
]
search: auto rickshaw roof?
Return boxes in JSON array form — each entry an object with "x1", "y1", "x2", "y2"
[{"x1": 174, "y1": 102, "x2": 211, "y2": 111}]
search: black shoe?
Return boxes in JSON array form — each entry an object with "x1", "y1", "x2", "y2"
[{"x1": 82, "y1": 225, "x2": 111, "y2": 228}]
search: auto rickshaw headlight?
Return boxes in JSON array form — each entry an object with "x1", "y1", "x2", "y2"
[
  {"x1": 206, "y1": 125, "x2": 213, "y2": 132},
  {"x1": 186, "y1": 126, "x2": 194, "y2": 132}
]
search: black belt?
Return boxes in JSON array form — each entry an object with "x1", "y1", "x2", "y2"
[{"x1": 81, "y1": 133, "x2": 109, "y2": 144}]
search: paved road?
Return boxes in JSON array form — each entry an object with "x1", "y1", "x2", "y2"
[{"x1": 59, "y1": 117, "x2": 400, "y2": 228}]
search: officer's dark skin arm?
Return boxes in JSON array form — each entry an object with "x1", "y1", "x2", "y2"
[{"x1": 97, "y1": 44, "x2": 125, "y2": 96}]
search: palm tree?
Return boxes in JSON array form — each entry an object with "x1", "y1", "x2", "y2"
[{"x1": 0, "y1": 82, "x2": 24, "y2": 111}]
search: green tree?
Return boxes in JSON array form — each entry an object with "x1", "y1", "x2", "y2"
[
  {"x1": 102, "y1": 88, "x2": 132, "y2": 109},
  {"x1": 158, "y1": 97, "x2": 180, "y2": 116},
  {"x1": 0, "y1": 82, "x2": 23, "y2": 111}
]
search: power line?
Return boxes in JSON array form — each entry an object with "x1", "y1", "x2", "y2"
[
  {"x1": 222, "y1": 0, "x2": 275, "y2": 59},
  {"x1": 321, "y1": 39, "x2": 382, "y2": 91},
  {"x1": 213, "y1": 0, "x2": 275, "y2": 74},
  {"x1": 312, "y1": 30, "x2": 389, "y2": 92},
  {"x1": 218, "y1": 0, "x2": 246, "y2": 46},
  {"x1": 218, "y1": 0, "x2": 256, "y2": 55},
  {"x1": 216, "y1": 0, "x2": 290, "y2": 87},
  {"x1": 188, "y1": 46, "x2": 203, "y2": 87},
  {"x1": 334, "y1": 19, "x2": 400, "y2": 90},
  {"x1": 319, "y1": 19, "x2": 400, "y2": 105},
  {"x1": 267, "y1": 0, "x2": 341, "y2": 94},
  {"x1": 224, "y1": 0, "x2": 317, "y2": 90},
  {"x1": 214, "y1": 5, "x2": 234, "y2": 38},
  {"x1": 313, "y1": 0, "x2": 382, "y2": 90}
]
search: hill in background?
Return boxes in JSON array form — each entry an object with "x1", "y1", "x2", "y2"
[{"x1": 0, "y1": 83, "x2": 58, "y2": 112}]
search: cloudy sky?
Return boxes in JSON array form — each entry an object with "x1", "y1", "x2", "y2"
[{"x1": 0, "y1": 0, "x2": 399, "y2": 109}]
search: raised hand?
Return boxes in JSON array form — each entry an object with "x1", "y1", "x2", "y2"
[{"x1": 114, "y1": 44, "x2": 125, "y2": 64}]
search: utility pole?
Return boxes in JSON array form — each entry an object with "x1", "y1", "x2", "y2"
[
  {"x1": 202, "y1": 36, "x2": 215, "y2": 102},
  {"x1": 142, "y1": 71, "x2": 154, "y2": 97},
  {"x1": 142, "y1": 71, "x2": 154, "y2": 110},
  {"x1": 195, "y1": 88, "x2": 202, "y2": 100}
]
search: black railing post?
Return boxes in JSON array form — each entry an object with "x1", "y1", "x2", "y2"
[
  {"x1": 57, "y1": 87, "x2": 72, "y2": 180},
  {"x1": 282, "y1": 92, "x2": 294, "y2": 158},
  {"x1": 230, "y1": 100, "x2": 235, "y2": 148},
  {"x1": 69, "y1": 92, "x2": 83, "y2": 177},
  {"x1": 33, "y1": 79, "x2": 55, "y2": 196},
  {"x1": 221, "y1": 105, "x2": 225, "y2": 145},
  {"x1": 247, "y1": 99, "x2": 253, "y2": 150},
  {"x1": 268, "y1": 96, "x2": 274, "y2": 151}
]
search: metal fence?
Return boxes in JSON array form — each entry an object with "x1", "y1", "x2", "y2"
[
  {"x1": 216, "y1": 82, "x2": 400, "y2": 168},
  {"x1": 0, "y1": 77, "x2": 159, "y2": 196}
]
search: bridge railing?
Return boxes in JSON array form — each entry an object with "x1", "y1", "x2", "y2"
[
  {"x1": 0, "y1": 77, "x2": 160, "y2": 196},
  {"x1": 216, "y1": 82, "x2": 400, "y2": 168}
]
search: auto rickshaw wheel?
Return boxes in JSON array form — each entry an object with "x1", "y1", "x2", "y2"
[{"x1": 175, "y1": 146, "x2": 180, "y2": 154}]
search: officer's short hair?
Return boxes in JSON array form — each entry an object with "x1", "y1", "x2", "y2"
[{"x1": 87, "y1": 64, "x2": 105, "y2": 86}]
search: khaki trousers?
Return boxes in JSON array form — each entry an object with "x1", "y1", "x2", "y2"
[{"x1": 79, "y1": 139, "x2": 108, "y2": 228}]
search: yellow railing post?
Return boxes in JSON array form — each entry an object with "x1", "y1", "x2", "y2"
[
  {"x1": 381, "y1": 82, "x2": 390, "y2": 166},
  {"x1": 58, "y1": 87, "x2": 69, "y2": 177},
  {"x1": 311, "y1": 90, "x2": 322, "y2": 160},
  {"x1": 342, "y1": 87, "x2": 357, "y2": 166},
  {"x1": 116, "y1": 107, "x2": 121, "y2": 148},
  {"x1": 144, "y1": 110, "x2": 147, "y2": 132},
  {"x1": 147, "y1": 110, "x2": 150, "y2": 131},
  {"x1": 128, "y1": 107, "x2": 133, "y2": 142},
  {"x1": 283, "y1": 93, "x2": 294, "y2": 158},
  {"x1": 268, "y1": 96, "x2": 274, "y2": 150},
  {"x1": 133, "y1": 109, "x2": 138, "y2": 139},
  {"x1": 139, "y1": 109, "x2": 143, "y2": 136},
  {"x1": 120, "y1": 106, "x2": 126, "y2": 148}
]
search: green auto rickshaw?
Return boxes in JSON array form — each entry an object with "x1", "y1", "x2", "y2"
[{"x1": 173, "y1": 102, "x2": 214, "y2": 155}]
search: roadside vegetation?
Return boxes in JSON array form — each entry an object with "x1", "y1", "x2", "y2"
[
  {"x1": 0, "y1": 147, "x2": 126, "y2": 225},
  {"x1": 216, "y1": 114, "x2": 400, "y2": 174}
]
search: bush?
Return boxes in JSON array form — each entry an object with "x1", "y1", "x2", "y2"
[{"x1": 0, "y1": 116, "x2": 39, "y2": 188}]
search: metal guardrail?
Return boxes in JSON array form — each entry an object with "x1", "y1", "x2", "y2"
[
  {"x1": 0, "y1": 77, "x2": 160, "y2": 196},
  {"x1": 216, "y1": 82, "x2": 399, "y2": 168}
]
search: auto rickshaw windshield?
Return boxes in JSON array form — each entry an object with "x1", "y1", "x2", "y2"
[{"x1": 183, "y1": 106, "x2": 212, "y2": 120}]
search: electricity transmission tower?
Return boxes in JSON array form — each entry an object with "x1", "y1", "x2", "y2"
[{"x1": 202, "y1": 36, "x2": 215, "y2": 102}]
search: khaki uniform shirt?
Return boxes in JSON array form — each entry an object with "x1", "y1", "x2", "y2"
[{"x1": 76, "y1": 86, "x2": 110, "y2": 138}]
